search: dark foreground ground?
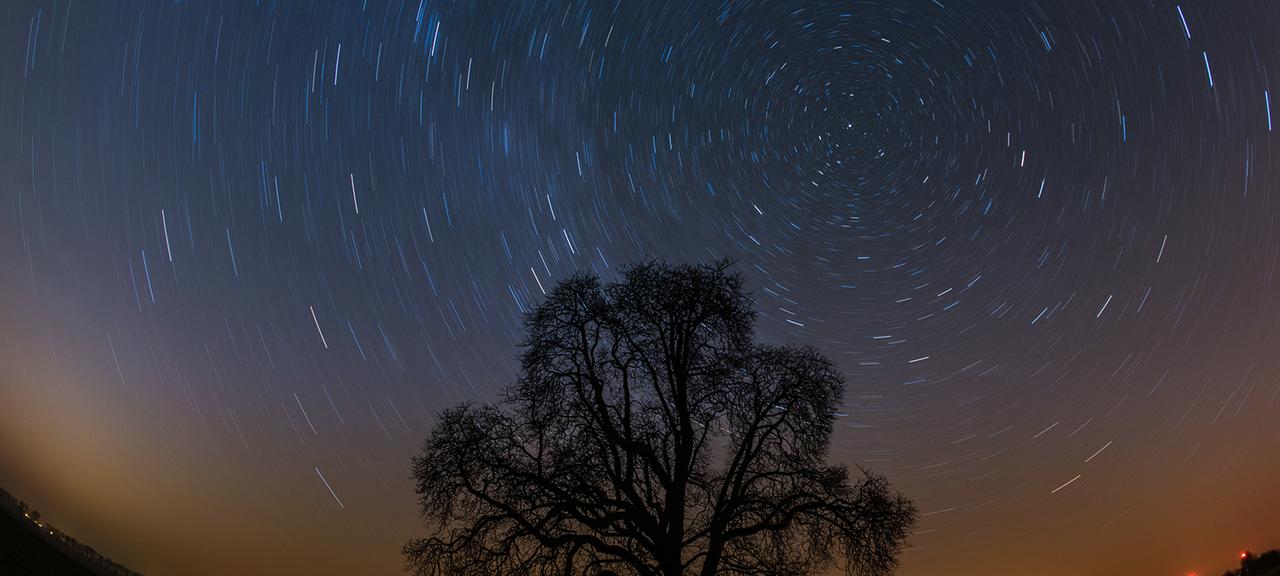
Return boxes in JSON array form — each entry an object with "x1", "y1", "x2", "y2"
[
  {"x1": 0, "y1": 506, "x2": 98, "y2": 576},
  {"x1": 0, "y1": 486, "x2": 137, "y2": 576}
]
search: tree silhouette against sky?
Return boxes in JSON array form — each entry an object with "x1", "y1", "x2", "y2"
[
  {"x1": 405, "y1": 260, "x2": 916, "y2": 576},
  {"x1": 1222, "y1": 550, "x2": 1280, "y2": 576}
]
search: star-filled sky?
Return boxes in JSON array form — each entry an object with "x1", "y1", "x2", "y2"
[{"x1": 1, "y1": 1, "x2": 1278, "y2": 574}]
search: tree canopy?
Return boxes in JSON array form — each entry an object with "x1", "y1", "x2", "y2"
[
  {"x1": 405, "y1": 260, "x2": 916, "y2": 576},
  {"x1": 1223, "y1": 550, "x2": 1280, "y2": 576}
]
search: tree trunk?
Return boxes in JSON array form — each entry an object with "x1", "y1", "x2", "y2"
[{"x1": 659, "y1": 555, "x2": 684, "y2": 576}]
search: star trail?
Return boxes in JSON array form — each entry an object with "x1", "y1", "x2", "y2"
[{"x1": 1, "y1": 1, "x2": 1279, "y2": 575}]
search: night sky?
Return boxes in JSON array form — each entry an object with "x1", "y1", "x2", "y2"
[{"x1": 1, "y1": 1, "x2": 1278, "y2": 575}]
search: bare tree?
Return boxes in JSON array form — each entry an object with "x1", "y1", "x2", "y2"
[{"x1": 405, "y1": 260, "x2": 915, "y2": 576}]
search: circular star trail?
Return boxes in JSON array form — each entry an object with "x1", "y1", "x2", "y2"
[{"x1": 1, "y1": 1, "x2": 1278, "y2": 575}]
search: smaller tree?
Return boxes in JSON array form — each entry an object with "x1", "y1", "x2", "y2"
[
  {"x1": 1223, "y1": 550, "x2": 1280, "y2": 576},
  {"x1": 405, "y1": 260, "x2": 915, "y2": 576}
]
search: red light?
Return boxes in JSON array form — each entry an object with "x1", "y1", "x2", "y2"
[{"x1": 1242, "y1": 551, "x2": 1249, "y2": 559}]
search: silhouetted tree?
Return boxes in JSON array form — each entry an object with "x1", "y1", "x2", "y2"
[
  {"x1": 1223, "y1": 549, "x2": 1280, "y2": 576},
  {"x1": 405, "y1": 260, "x2": 916, "y2": 576}
]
